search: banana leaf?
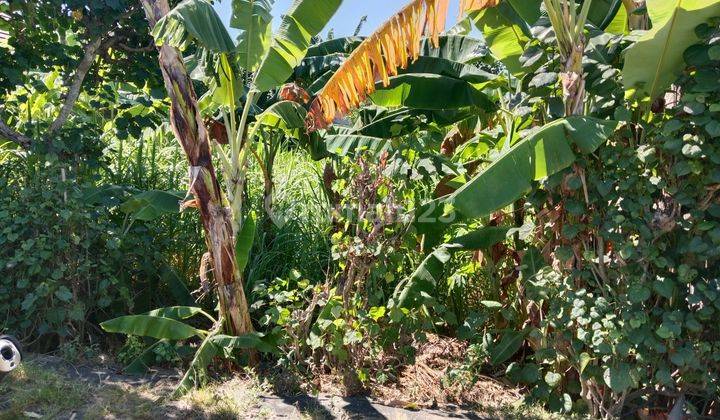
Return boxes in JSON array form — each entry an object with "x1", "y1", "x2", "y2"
[
  {"x1": 449, "y1": 117, "x2": 620, "y2": 219},
  {"x1": 231, "y1": 0, "x2": 273, "y2": 71},
  {"x1": 152, "y1": 0, "x2": 235, "y2": 52},
  {"x1": 254, "y1": 0, "x2": 343, "y2": 91},
  {"x1": 306, "y1": 37, "x2": 363, "y2": 56},
  {"x1": 370, "y1": 74, "x2": 496, "y2": 112},
  {"x1": 623, "y1": 0, "x2": 720, "y2": 102},
  {"x1": 101, "y1": 315, "x2": 203, "y2": 340}
]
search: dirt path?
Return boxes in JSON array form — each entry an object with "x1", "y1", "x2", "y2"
[{"x1": 0, "y1": 355, "x2": 501, "y2": 419}]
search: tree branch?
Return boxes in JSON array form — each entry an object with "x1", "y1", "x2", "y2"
[
  {"x1": 0, "y1": 118, "x2": 32, "y2": 149},
  {"x1": 47, "y1": 37, "x2": 103, "y2": 136}
]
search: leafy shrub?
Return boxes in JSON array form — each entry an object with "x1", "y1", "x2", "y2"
[
  {"x1": 0, "y1": 155, "x2": 131, "y2": 348},
  {"x1": 515, "y1": 30, "x2": 720, "y2": 417},
  {"x1": 0, "y1": 148, "x2": 204, "y2": 350}
]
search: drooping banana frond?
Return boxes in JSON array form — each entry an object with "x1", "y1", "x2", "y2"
[{"x1": 306, "y1": 0, "x2": 452, "y2": 132}]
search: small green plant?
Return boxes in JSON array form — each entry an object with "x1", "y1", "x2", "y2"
[{"x1": 101, "y1": 306, "x2": 274, "y2": 396}]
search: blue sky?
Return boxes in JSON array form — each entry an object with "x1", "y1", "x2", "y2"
[{"x1": 214, "y1": 0, "x2": 462, "y2": 38}]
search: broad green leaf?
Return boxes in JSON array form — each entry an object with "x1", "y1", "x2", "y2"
[
  {"x1": 579, "y1": 352, "x2": 593, "y2": 374},
  {"x1": 306, "y1": 37, "x2": 363, "y2": 56},
  {"x1": 489, "y1": 330, "x2": 526, "y2": 365},
  {"x1": 152, "y1": 0, "x2": 235, "y2": 52},
  {"x1": 623, "y1": 0, "x2": 720, "y2": 102},
  {"x1": 255, "y1": 101, "x2": 307, "y2": 131},
  {"x1": 447, "y1": 16, "x2": 473, "y2": 36},
  {"x1": 370, "y1": 74, "x2": 495, "y2": 111},
  {"x1": 235, "y1": 211, "x2": 257, "y2": 272},
  {"x1": 506, "y1": 0, "x2": 542, "y2": 24},
  {"x1": 470, "y1": 3, "x2": 532, "y2": 75},
  {"x1": 395, "y1": 226, "x2": 510, "y2": 309},
  {"x1": 583, "y1": 0, "x2": 624, "y2": 30},
  {"x1": 294, "y1": 53, "x2": 347, "y2": 85},
  {"x1": 231, "y1": 0, "x2": 273, "y2": 71},
  {"x1": 545, "y1": 371, "x2": 562, "y2": 387},
  {"x1": 418, "y1": 35, "x2": 486, "y2": 63},
  {"x1": 400, "y1": 56, "x2": 497, "y2": 84},
  {"x1": 119, "y1": 190, "x2": 183, "y2": 221},
  {"x1": 605, "y1": 4, "x2": 628, "y2": 34},
  {"x1": 449, "y1": 117, "x2": 620, "y2": 219},
  {"x1": 354, "y1": 107, "x2": 475, "y2": 138},
  {"x1": 146, "y1": 306, "x2": 207, "y2": 320},
  {"x1": 323, "y1": 134, "x2": 391, "y2": 157},
  {"x1": 445, "y1": 226, "x2": 510, "y2": 250},
  {"x1": 100, "y1": 315, "x2": 202, "y2": 340},
  {"x1": 253, "y1": 0, "x2": 343, "y2": 91},
  {"x1": 174, "y1": 332, "x2": 218, "y2": 397},
  {"x1": 394, "y1": 247, "x2": 451, "y2": 310},
  {"x1": 210, "y1": 53, "x2": 243, "y2": 107}
]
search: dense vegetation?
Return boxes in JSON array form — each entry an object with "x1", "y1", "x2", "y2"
[{"x1": 1, "y1": 0, "x2": 719, "y2": 418}]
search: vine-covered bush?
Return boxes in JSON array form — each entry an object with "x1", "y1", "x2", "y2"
[{"x1": 517, "y1": 28, "x2": 720, "y2": 417}]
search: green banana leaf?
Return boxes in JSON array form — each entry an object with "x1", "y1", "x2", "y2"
[
  {"x1": 449, "y1": 117, "x2": 620, "y2": 219},
  {"x1": 506, "y1": 0, "x2": 542, "y2": 24},
  {"x1": 605, "y1": 3, "x2": 628, "y2": 34},
  {"x1": 253, "y1": 0, "x2": 343, "y2": 92},
  {"x1": 370, "y1": 74, "x2": 496, "y2": 112},
  {"x1": 231, "y1": 0, "x2": 273, "y2": 71},
  {"x1": 582, "y1": 0, "x2": 624, "y2": 30},
  {"x1": 324, "y1": 133, "x2": 392, "y2": 157},
  {"x1": 255, "y1": 101, "x2": 307, "y2": 131},
  {"x1": 306, "y1": 37, "x2": 363, "y2": 56},
  {"x1": 623, "y1": 0, "x2": 720, "y2": 102},
  {"x1": 470, "y1": 3, "x2": 532, "y2": 75},
  {"x1": 355, "y1": 107, "x2": 476, "y2": 138},
  {"x1": 210, "y1": 52, "x2": 243, "y2": 108},
  {"x1": 146, "y1": 306, "x2": 210, "y2": 321},
  {"x1": 173, "y1": 331, "x2": 276, "y2": 396},
  {"x1": 446, "y1": 226, "x2": 511, "y2": 250},
  {"x1": 174, "y1": 331, "x2": 218, "y2": 397},
  {"x1": 394, "y1": 226, "x2": 511, "y2": 309},
  {"x1": 489, "y1": 329, "x2": 527, "y2": 366},
  {"x1": 418, "y1": 35, "x2": 486, "y2": 63},
  {"x1": 101, "y1": 315, "x2": 203, "y2": 340},
  {"x1": 152, "y1": 0, "x2": 235, "y2": 52},
  {"x1": 293, "y1": 53, "x2": 347, "y2": 86},
  {"x1": 400, "y1": 56, "x2": 497, "y2": 84},
  {"x1": 235, "y1": 211, "x2": 257, "y2": 272},
  {"x1": 119, "y1": 190, "x2": 183, "y2": 222}
]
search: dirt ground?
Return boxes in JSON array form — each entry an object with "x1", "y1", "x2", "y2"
[{"x1": 0, "y1": 350, "x2": 560, "y2": 420}]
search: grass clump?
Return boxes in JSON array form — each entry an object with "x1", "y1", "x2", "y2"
[{"x1": 0, "y1": 363, "x2": 89, "y2": 419}]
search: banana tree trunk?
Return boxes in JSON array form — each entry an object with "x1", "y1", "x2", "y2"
[
  {"x1": 561, "y1": 41, "x2": 586, "y2": 116},
  {"x1": 141, "y1": 0, "x2": 254, "y2": 337}
]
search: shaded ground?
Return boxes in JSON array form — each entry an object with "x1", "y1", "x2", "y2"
[{"x1": 0, "y1": 354, "x2": 560, "y2": 419}]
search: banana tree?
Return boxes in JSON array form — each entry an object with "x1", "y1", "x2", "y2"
[{"x1": 140, "y1": 0, "x2": 341, "y2": 343}]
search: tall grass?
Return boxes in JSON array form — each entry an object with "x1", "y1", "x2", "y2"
[{"x1": 245, "y1": 147, "x2": 332, "y2": 298}]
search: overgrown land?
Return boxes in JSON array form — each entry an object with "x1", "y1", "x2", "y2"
[{"x1": 1, "y1": 0, "x2": 719, "y2": 418}]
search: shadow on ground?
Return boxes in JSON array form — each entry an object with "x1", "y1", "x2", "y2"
[{"x1": 0, "y1": 355, "x2": 517, "y2": 419}]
